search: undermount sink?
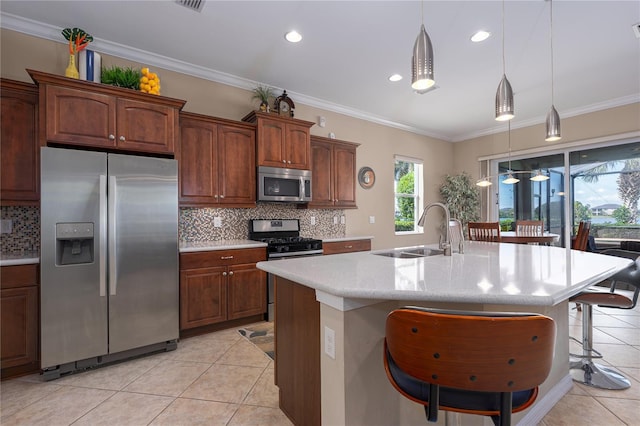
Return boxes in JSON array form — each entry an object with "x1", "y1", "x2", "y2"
[{"x1": 372, "y1": 248, "x2": 444, "y2": 258}]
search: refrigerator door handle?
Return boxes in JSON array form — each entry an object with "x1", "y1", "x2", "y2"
[
  {"x1": 99, "y1": 175, "x2": 107, "y2": 297},
  {"x1": 109, "y1": 175, "x2": 118, "y2": 296}
]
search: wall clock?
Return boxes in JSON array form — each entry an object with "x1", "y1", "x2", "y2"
[
  {"x1": 274, "y1": 90, "x2": 295, "y2": 118},
  {"x1": 358, "y1": 166, "x2": 375, "y2": 189}
]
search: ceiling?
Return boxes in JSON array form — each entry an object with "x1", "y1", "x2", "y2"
[{"x1": 1, "y1": 1, "x2": 639, "y2": 142}]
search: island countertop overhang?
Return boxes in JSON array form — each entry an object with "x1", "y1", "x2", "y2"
[{"x1": 257, "y1": 242, "x2": 633, "y2": 310}]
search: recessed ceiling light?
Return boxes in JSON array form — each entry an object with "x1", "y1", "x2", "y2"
[
  {"x1": 388, "y1": 74, "x2": 403, "y2": 82},
  {"x1": 471, "y1": 30, "x2": 491, "y2": 43},
  {"x1": 285, "y1": 30, "x2": 302, "y2": 43}
]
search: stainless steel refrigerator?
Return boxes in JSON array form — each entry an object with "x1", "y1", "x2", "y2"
[{"x1": 40, "y1": 147, "x2": 179, "y2": 380}]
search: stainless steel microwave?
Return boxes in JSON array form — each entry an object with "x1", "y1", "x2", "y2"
[{"x1": 257, "y1": 166, "x2": 312, "y2": 203}]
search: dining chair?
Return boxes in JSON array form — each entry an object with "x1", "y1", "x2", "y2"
[
  {"x1": 468, "y1": 222, "x2": 501, "y2": 242},
  {"x1": 572, "y1": 221, "x2": 591, "y2": 251},
  {"x1": 384, "y1": 307, "x2": 556, "y2": 426},
  {"x1": 515, "y1": 220, "x2": 543, "y2": 236}
]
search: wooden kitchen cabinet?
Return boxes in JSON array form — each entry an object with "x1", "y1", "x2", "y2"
[
  {"x1": 309, "y1": 135, "x2": 359, "y2": 208},
  {"x1": 242, "y1": 111, "x2": 314, "y2": 170},
  {"x1": 28, "y1": 69, "x2": 185, "y2": 155},
  {"x1": 1, "y1": 79, "x2": 39, "y2": 205},
  {"x1": 179, "y1": 248, "x2": 267, "y2": 331},
  {"x1": 322, "y1": 239, "x2": 371, "y2": 255},
  {"x1": 1, "y1": 264, "x2": 39, "y2": 379},
  {"x1": 178, "y1": 112, "x2": 256, "y2": 207}
]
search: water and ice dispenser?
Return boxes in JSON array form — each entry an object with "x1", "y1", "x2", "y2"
[{"x1": 56, "y1": 222, "x2": 94, "y2": 265}]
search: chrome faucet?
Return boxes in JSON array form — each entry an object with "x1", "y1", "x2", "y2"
[{"x1": 417, "y1": 202, "x2": 452, "y2": 256}]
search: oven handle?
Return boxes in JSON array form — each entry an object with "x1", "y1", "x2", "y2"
[{"x1": 268, "y1": 249, "x2": 324, "y2": 259}]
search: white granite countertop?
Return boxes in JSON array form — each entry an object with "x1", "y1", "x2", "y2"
[
  {"x1": 257, "y1": 242, "x2": 632, "y2": 309},
  {"x1": 1, "y1": 252, "x2": 40, "y2": 266},
  {"x1": 179, "y1": 239, "x2": 267, "y2": 253},
  {"x1": 319, "y1": 236, "x2": 374, "y2": 243}
]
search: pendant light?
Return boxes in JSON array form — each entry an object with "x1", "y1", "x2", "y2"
[
  {"x1": 502, "y1": 122, "x2": 519, "y2": 184},
  {"x1": 530, "y1": 169, "x2": 550, "y2": 182},
  {"x1": 545, "y1": 0, "x2": 561, "y2": 142},
  {"x1": 495, "y1": 0, "x2": 514, "y2": 121},
  {"x1": 411, "y1": 1, "x2": 434, "y2": 91}
]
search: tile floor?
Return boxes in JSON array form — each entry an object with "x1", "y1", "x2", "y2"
[{"x1": 1, "y1": 297, "x2": 638, "y2": 426}]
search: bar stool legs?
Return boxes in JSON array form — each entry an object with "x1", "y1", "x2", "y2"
[{"x1": 569, "y1": 303, "x2": 630, "y2": 390}]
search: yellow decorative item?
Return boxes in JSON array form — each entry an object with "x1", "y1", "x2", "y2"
[
  {"x1": 140, "y1": 67, "x2": 161, "y2": 95},
  {"x1": 65, "y1": 54, "x2": 79, "y2": 79},
  {"x1": 61, "y1": 27, "x2": 93, "y2": 80}
]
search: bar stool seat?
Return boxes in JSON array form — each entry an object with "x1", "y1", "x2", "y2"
[{"x1": 569, "y1": 249, "x2": 640, "y2": 390}]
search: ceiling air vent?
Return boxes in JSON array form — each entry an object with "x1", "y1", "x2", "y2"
[
  {"x1": 175, "y1": 0, "x2": 205, "y2": 13},
  {"x1": 633, "y1": 23, "x2": 640, "y2": 39}
]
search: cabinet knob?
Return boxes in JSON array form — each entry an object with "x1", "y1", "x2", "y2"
[
  {"x1": 345, "y1": 245, "x2": 353, "y2": 249},
  {"x1": 220, "y1": 255, "x2": 234, "y2": 260},
  {"x1": 229, "y1": 271, "x2": 234, "y2": 276},
  {"x1": 109, "y1": 134, "x2": 115, "y2": 140},
  {"x1": 119, "y1": 136, "x2": 126, "y2": 142},
  {"x1": 214, "y1": 195, "x2": 218, "y2": 198},
  {"x1": 282, "y1": 160, "x2": 286, "y2": 163},
  {"x1": 220, "y1": 195, "x2": 225, "y2": 199},
  {"x1": 287, "y1": 160, "x2": 291, "y2": 164},
  {"x1": 222, "y1": 271, "x2": 227, "y2": 276}
]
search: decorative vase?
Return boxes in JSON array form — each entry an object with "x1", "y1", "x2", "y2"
[
  {"x1": 260, "y1": 102, "x2": 268, "y2": 112},
  {"x1": 65, "y1": 54, "x2": 79, "y2": 79}
]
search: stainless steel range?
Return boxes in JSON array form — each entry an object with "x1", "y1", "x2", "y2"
[{"x1": 249, "y1": 219, "x2": 323, "y2": 320}]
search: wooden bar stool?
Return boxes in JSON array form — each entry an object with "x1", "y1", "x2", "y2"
[
  {"x1": 468, "y1": 222, "x2": 501, "y2": 242},
  {"x1": 384, "y1": 307, "x2": 555, "y2": 426}
]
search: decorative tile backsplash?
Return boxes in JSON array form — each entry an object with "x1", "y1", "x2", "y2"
[
  {"x1": 1, "y1": 204, "x2": 346, "y2": 255},
  {"x1": 1, "y1": 206, "x2": 40, "y2": 255},
  {"x1": 180, "y1": 203, "x2": 346, "y2": 242}
]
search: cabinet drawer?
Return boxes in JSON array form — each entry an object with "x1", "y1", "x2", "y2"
[
  {"x1": 180, "y1": 248, "x2": 267, "y2": 269},
  {"x1": 323, "y1": 239, "x2": 371, "y2": 255},
  {"x1": 1, "y1": 264, "x2": 39, "y2": 289}
]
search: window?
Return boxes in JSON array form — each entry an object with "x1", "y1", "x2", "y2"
[{"x1": 394, "y1": 156, "x2": 423, "y2": 233}]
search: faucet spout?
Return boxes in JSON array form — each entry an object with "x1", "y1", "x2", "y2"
[{"x1": 418, "y1": 202, "x2": 452, "y2": 256}]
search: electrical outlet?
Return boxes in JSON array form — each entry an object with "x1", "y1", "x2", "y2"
[
  {"x1": 213, "y1": 217, "x2": 222, "y2": 228},
  {"x1": 324, "y1": 326, "x2": 336, "y2": 359},
  {"x1": 340, "y1": 216, "x2": 345, "y2": 225},
  {"x1": 310, "y1": 216, "x2": 316, "y2": 226},
  {"x1": 1, "y1": 219, "x2": 12, "y2": 234},
  {"x1": 369, "y1": 216, "x2": 375, "y2": 224},
  {"x1": 333, "y1": 216, "x2": 339, "y2": 225}
]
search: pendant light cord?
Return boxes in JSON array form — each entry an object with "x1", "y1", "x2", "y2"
[
  {"x1": 507, "y1": 121, "x2": 512, "y2": 171},
  {"x1": 550, "y1": 0, "x2": 555, "y2": 105},
  {"x1": 421, "y1": 0, "x2": 424, "y2": 25},
  {"x1": 502, "y1": 0, "x2": 506, "y2": 75}
]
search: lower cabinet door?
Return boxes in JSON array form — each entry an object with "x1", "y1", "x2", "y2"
[
  {"x1": 1, "y1": 286, "x2": 38, "y2": 370},
  {"x1": 180, "y1": 266, "x2": 227, "y2": 329},
  {"x1": 227, "y1": 264, "x2": 267, "y2": 320}
]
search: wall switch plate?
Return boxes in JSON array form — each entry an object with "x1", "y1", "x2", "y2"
[
  {"x1": 213, "y1": 217, "x2": 222, "y2": 227},
  {"x1": 310, "y1": 216, "x2": 316, "y2": 226},
  {"x1": 1, "y1": 219, "x2": 12, "y2": 234},
  {"x1": 324, "y1": 326, "x2": 336, "y2": 359},
  {"x1": 369, "y1": 216, "x2": 375, "y2": 224},
  {"x1": 340, "y1": 216, "x2": 345, "y2": 225}
]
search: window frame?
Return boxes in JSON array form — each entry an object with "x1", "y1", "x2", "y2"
[{"x1": 394, "y1": 155, "x2": 424, "y2": 235}]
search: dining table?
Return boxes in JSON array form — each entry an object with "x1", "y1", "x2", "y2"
[{"x1": 501, "y1": 230, "x2": 560, "y2": 245}]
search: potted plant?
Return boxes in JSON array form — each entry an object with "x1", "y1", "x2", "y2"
[
  {"x1": 252, "y1": 84, "x2": 274, "y2": 112},
  {"x1": 439, "y1": 172, "x2": 480, "y2": 234}
]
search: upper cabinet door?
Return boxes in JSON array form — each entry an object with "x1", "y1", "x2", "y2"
[
  {"x1": 285, "y1": 123, "x2": 311, "y2": 169},
  {"x1": 116, "y1": 98, "x2": 176, "y2": 154},
  {"x1": 333, "y1": 143, "x2": 357, "y2": 207},
  {"x1": 218, "y1": 124, "x2": 256, "y2": 206},
  {"x1": 45, "y1": 85, "x2": 116, "y2": 148},
  {"x1": 309, "y1": 140, "x2": 333, "y2": 207},
  {"x1": 1, "y1": 80, "x2": 39, "y2": 204},
  {"x1": 179, "y1": 117, "x2": 218, "y2": 204},
  {"x1": 257, "y1": 118, "x2": 286, "y2": 167}
]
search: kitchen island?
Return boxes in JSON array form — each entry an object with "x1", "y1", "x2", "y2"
[{"x1": 257, "y1": 241, "x2": 632, "y2": 426}]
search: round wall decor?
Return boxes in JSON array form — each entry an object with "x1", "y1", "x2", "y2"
[{"x1": 358, "y1": 166, "x2": 375, "y2": 189}]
